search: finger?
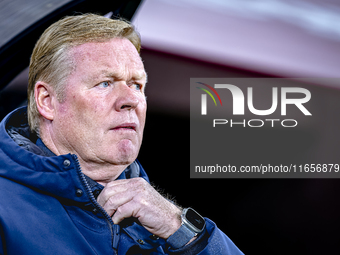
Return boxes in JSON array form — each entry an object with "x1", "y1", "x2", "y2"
[
  {"x1": 111, "y1": 199, "x2": 139, "y2": 224},
  {"x1": 97, "y1": 179, "x2": 131, "y2": 206},
  {"x1": 97, "y1": 178, "x2": 149, "y2": 217},
  {"x1": 101, "y1": 191, "x2": 134, "y2": 216}
]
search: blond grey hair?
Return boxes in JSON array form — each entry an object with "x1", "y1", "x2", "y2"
[{"x1": 28, "y1": 13, "x2": 141, "y2": 134}]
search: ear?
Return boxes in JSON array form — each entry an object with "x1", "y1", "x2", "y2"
[{"x1": 35, "y1": 81, "x2": 56, "y2": 121}]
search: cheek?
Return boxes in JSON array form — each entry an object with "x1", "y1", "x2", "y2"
[
  {"x1": 138, "y1": 96, "x2": 147, "y2": 113},
  {"x1": 56, "y1": 101, "x2": 74, "y2": 119},
  {"x1": 92, "y1": 102, "x2": 107, "y2": 114},
  {"x1": 136, "y1": 103, "x2": 146, "y2": 125},
  {"x1": 138, "y1": 103, "x2": 147, "y2": 138},
  {"x1": 56, "y1": 94, "x2": 94, "y2": 127},
  {"x1": 70, "y1": 93, "x2": 100, "y2": 114}
]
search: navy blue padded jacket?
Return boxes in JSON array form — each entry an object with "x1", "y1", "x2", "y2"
[{"x1": 0, "y1": 107, "x2": 244, "y2": 254}]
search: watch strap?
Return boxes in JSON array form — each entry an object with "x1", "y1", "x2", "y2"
[{"x1": 166, "y1": 223, "x2": 196, "y2": 249}]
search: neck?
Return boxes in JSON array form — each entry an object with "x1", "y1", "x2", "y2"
[{"x1": 75, "y1": 157, "x2": 128, "y2": 187}]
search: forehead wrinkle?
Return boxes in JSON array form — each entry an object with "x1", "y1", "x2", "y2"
[
  {"x1": 86, "y1": 68, "x2": 146, "y2": 85},
  {"x1": 70, "y1": 38, "x2": 146, "y2": 84},
  {"x1": 133, "y1": 69, "x2": 147, "y2": 81},
  {"x1": 102, "y1": 59, "x2": 146, "y2": 80}
]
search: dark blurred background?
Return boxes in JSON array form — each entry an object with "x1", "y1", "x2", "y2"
[
  {"x1": 134, "y1": 1, "x2": 340, "y2": 254},
  {"x1": 1, "y1": 0, "x2": 340, "y2": 254}
]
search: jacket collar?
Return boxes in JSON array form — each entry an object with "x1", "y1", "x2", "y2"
[{"x1": 0, "y1": 106, "x2": 149, "y2": 201}]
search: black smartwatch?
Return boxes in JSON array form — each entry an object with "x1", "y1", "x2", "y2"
[{"x1": 167, "y1": 208, "x2": 206, "y2": 249}]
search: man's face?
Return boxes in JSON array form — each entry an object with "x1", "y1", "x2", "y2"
[{"x1": 52, "y1": 38, "x2": 147, "y2": 172}]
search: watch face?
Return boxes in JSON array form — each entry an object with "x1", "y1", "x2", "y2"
[{"x1": 186, "y1": 208, "x2": 205, "y2": 231}]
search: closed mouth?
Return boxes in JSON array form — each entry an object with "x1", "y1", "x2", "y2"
[{"x1": 112, "y1": 123, "x2": 137, "y2": 131}]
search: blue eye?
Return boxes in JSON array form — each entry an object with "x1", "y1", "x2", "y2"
[
  {"x1": 99, "y1": 81, "x2": 110, "y2": 88},
  {"x1": 133, "y1": 83, "x2": 142, "y2": 91}
]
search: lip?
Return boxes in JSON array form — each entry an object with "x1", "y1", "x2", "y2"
[{"x1": 112, "y1": 123, "x2": 137, "y2": 131}]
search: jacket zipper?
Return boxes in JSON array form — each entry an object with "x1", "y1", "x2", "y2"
[{"x1": 72, "y1": 154, "x2": 119, "y2": 253}]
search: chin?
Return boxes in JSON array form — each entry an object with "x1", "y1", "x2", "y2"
[
  {"x1": 116, "y1": 141, "x2": 139, "y2": 158},
  {"x1": 108, "y1": 150, "x2": 138, "y2": 166}
]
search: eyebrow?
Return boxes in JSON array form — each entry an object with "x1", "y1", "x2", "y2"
[{"x1": 99, "y1": 69, "x2": 147, "y2": 81}]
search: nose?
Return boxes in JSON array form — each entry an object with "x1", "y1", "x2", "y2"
[{"x1": 114, "y1": 82, "x2": 139, "y2": 111}]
